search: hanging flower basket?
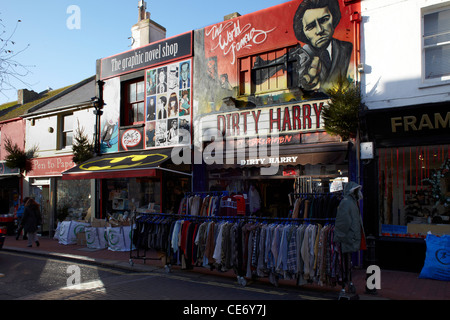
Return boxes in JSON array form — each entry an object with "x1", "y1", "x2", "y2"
[{"x1": 3, "y1": 136, "x2": 37, "y2": 172}]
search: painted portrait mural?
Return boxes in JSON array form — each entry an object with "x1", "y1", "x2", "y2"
[{"x1": 193, "y1": 0, "x2": 359, "y2": 116}]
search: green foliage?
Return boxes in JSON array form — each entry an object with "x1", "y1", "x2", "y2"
[
  {"x1": 72, "y1": 125, "x2": 94, "y2": 164},
  {"x1": 4, "y1": 136, "x2": 38, "y2": 172},
  {"x1": 322, "y1": 77, "x2": 361, "y2": 141}
]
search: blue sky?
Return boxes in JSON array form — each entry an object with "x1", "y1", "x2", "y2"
[{"x1": 0, "y1": 0, "x2": 288, "y2": 104}]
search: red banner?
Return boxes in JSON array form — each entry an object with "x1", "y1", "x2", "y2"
[{"x1": 27, "y1": 155, "x2": 75, "y2": 177}]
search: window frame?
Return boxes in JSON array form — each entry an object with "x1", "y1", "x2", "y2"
[
  {"x1": 421, "y1": 4, "x2": 450, "y2": 84},
  {"x1": 122, "y1": 77, "x2": 145, "y2": 126},
  {"x1": 238, "y1": 47, "x2": 295, "y2": 96},
  {"x1": 60, "y1": 113, "x2": 74, "y2": 150}
]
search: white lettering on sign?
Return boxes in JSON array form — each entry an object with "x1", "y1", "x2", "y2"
[
  {"x1": 240, "y1": 156, "x2": 298, "y2": 166},
  {"x1": 201, "y1": 100, "x2": 327, "y2": 139},
  {"x1": 121, "y1": 129, "x2": 142, "y2": 150},
  {"x1": 206, "y1": 20, "x2": 276, "y2": 64}
]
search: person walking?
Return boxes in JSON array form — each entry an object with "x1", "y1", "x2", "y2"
[
  {"x1": 15, "y1": 197, "x2": 30, "y2": 240},
  {"x1": 19, "y1": 198, "x2": 42, "y2": 247}
]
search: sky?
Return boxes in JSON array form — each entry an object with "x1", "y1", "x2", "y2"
[{"x1": 0, "y1": 0, "x2": 289, "y2": 104}]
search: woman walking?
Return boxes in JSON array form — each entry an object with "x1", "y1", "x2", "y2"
[{"x1": 19, "y1": 198, "x2": 42, "y2": 247}]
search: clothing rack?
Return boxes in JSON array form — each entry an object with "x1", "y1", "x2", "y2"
[
  {"x1": 129, "y1": 213, "x2": 176, "y2": 268},
  {"x1": 184, "y1": 191, "x2": 229, "y2": 197},
  {"x1": 289, "y1": 192, "x2": 342, "y2": 220},
  {"x1": 179, "y1": 190, "x2": 246, "y2": 216},
  {"x1": 130, "y1": 212, "x2": 341, "y2": 288},
  {"x1": 134, "y1": 212, "x2": 334, "y2": 223}
]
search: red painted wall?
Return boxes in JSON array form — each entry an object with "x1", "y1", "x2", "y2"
[{"x1": 0, "y1": 118, "x2": 25, "y2": 161}]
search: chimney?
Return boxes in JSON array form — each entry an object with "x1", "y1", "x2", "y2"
[
  {"x1": 131, "y1": 1, "x2": 166, "y2": 49},
  {"x1": 224, "y1": 12, "x2": 241, "y2": 21},
  {"x1": 18, "y1": 89, "x2": 39, "y2": 105}
]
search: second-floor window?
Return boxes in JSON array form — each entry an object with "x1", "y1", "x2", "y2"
[
  {"x1": 423, "y1": 6, "x2": 450, "y2": 80},
  {"x1": 239, "y1": 47, "x2": 294, "y2": 96},
  {"x1": 62, "y1": 114, "x2": 73, "y2": 149},
  {"x1": 122, "y1": 79, "x2": 145, "y2": 125}
]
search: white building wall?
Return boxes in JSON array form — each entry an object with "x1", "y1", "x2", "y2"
[
  {"x1": 25, "y1": 107, "x2": 96, "y2": 158},
  {"x1": 361, "y1": 0, "x2": 450, "y2": 109},
  {"x1": 27, "y1": 117, "x2": 58, "y2": 154}
]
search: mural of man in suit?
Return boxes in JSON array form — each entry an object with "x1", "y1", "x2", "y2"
[
  {"x1": 255, "y1": 0, "x2": 352, "y2": 92},
  {"x1": 292, "y1": 0, "x2": 352, "y2": 90}
]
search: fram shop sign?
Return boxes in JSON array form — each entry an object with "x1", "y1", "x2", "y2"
[
  {"x1": 27, "y1": 155, "x2": 75, "y2": 177},
  {"x1": 100, "y1": 32, "x2": 193, "y2": 80}
]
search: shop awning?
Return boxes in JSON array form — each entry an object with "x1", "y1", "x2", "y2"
[
  {"x1": 205, "y1": 142, "x2": 349, "y2": 169},
  {"x1": 62, "y1": 148, "x2": 190, "y2": 180}
]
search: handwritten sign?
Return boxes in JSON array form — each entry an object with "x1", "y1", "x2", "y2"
[{"x1": 206, "y1": 20, "x2": 276, "y2": 64}]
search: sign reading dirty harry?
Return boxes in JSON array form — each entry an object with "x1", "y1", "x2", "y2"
[{"x1": 100, "y1": 32, "x2": 192, "y2": 80}]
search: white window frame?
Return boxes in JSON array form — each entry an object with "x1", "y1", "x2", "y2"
[
  {"x1": 421, "y1": 4, "x2": 450, "y2": 84},
  {"x1": 60, "y1": 113, "x2": 74, "y2": 150}
]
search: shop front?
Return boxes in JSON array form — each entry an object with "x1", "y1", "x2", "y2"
[
  {"x1": 81, "y1": 31, "x2": 194, "y2": 221},
  {"x1": 198, "y1": 99, "x2": 351, "y2": 218},
  {"x1": 0, "y1": 162, "x2": 21, "y2": 235},
  {"x1": 24, "y1": 155, "x2": 91, "y2": 237},
  {"x1": 364, "y1": 102, "x2": 450, "y2": 271},
  {"x1": 62, "y1": 147, "x2": 191, "y2": 219}
]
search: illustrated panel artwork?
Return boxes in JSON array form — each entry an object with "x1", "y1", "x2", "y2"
[
  {"x1": 100, "y1": 77, "x2": 120, "y2": 153},
  {"x1": 145, "y1": 59, "x2": 192, "y2": 149}
]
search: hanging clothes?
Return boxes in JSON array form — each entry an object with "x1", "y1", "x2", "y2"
[{"x1": 132, "y1": 213, "x2": 343, "y2": 288}]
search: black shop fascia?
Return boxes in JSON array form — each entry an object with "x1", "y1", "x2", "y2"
[{"x1": 362, "y1": 102, "x2": 450, "y2": 272}]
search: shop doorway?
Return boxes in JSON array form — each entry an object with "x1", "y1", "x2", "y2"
[{"x1": 30, "y1": 184, "x2": 50, "y2": 236}]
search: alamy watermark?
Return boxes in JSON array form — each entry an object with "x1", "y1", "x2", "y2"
[
  {"x1": 66, "y1": 265, "x2": 81, "y2": 287},
  {"x1": 66, "y1": 5, "x2": 81, "y2": 30},
  {"x1": 366, "y1": 265, "x2": 381, "y2": 290},
  {"x1": 171, "y1": 128, "x2": 282, "y2": 176}
]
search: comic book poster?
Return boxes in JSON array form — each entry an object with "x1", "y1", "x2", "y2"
[{"x1": 145, "y1": 59, "x2": 192, "y2": 149}]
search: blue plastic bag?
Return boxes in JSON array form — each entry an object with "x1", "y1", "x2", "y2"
[{"x1": 419, "y1": 234, "x2": 450, "y2": 281}]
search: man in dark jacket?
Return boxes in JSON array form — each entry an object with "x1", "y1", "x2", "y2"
[{"x1": 20, "y1": 198, "x2": 42, "y2": 247}]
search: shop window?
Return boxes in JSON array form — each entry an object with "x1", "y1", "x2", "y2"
[
  {"x1": 378, "y1": 145, "x2": 450, "y2": 238},
  {"x1": 61, "y1": 113, "x2": 73, "y2": 149},
  {"x1": 56, "y1": 178, "x2": 91, "y2": 221},
  {"x1": 422, "y1": 6, "x2": 450, "y2": 81},
  {"x1": 239, "y1": 47, "x2": 295, "y2": 95},
  {"x1": 102, "y1": 178, "x2": 161, "y2": 218},
  {"x1": 122, "y1": 78, "x2": 145, "y2": 125}
]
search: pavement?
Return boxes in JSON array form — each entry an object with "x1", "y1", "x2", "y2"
[{"x1": 2, "y1": 235, "x2": 449, "y2": 300}]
